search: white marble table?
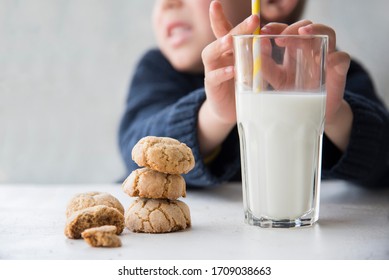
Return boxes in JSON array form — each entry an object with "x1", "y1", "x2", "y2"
[{"x1": 0, "y1": 181, "x2": 388, "y2": 260}]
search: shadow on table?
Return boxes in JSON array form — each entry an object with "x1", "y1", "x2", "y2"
[{"x1": 188, "y1": 183, "x2": 243, "y2": 203}]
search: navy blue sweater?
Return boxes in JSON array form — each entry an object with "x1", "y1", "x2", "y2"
[{"x1": 119, "y1": 49, "x2": 389, "y2": 188}]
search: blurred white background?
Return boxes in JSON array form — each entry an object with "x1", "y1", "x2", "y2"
[{"x1": 1, "y1": 0, "x2": 388, "y2": 184}]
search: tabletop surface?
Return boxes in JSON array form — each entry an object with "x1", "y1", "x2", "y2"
[{"x1": 0, "y1": 181, "x2": 388, "y2": 260}]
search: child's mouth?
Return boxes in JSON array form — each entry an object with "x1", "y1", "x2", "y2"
[{"x1": 167, "y1": 22, "x2": 192, "y2": 48}]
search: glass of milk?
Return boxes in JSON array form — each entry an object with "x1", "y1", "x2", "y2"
[{"x1": 233, "y1": 35, "x2": 328, "y2": 228}]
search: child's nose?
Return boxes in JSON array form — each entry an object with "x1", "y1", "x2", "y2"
[{"x1": 162, "y1": 0, "x2": 183, "y2": 9}]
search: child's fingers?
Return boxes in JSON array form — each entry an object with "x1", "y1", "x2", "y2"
[
  {"x1": 210, "y1": 1, "x2": 259, "y2": 39},
  {"x1": 279, "y1": 19, "x2": 313, "y2": 35},
  {"x1": 202, "y1": 34, "x2": 233, "y2": 72},
  {"x1": 272, "y1": 19, "x2": 312, "y2": 47},
  {"x1": 328, "y1": 51, "x2": 350, "y2": 76},
  {"x1": 210, "y1": 0, "x2": 233, "y2": 38},
  {"x1": 204, "y1": 66, "x2": 235, "y2": 89},
  {"x1": 229, "y1": 14, "x2": 260, "y2": 36},
  {"x1": 259, "y1": 37, "x2": 287, "y2": 89},
  {"x1": 299, "y1": 24, "x2": 337, "y2": 52},
  {"x1": 326, "y1": 51, "x2": 350, "y2": 119},
  {"x1": 261, "y1": 23, "x2": 288, "y2": 35}
]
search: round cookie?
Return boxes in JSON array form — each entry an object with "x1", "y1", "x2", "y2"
[
  {"x1": 65, "y1": 205, "x2": 124, "y2": 239},
  {"x1": 125, "y1": 198, "x2": 191, "y2": 233},
  {"x1": 81, "y1": 226, "x2": 122, "y2": 248},
  {"x1": 132, "y1": 136, "x2": 195, "y2": 174},
  {"x1": 65, "y1": 192, "x2": 124, "y2": 218},
  {"x1": 123, "y1": 168, "x2": 186, "y2": 200}
]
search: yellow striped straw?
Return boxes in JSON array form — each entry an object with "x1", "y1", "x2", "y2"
[
  {"x1": 252, "y1": 0, "x2": 260, "y2": 35},
  {"x1": 252, "y1": 0, "x2": 261, "y2": 92}
]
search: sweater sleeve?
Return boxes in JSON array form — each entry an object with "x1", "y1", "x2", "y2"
[
  {"x1": 322, "y1": 60, "x2": 389, "y2": 187},
  {"x1": 118, "y1": 50, "x2": 240, "y2": 187}
]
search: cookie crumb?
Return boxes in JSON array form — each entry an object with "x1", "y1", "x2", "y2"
[{"x1": 81, "y1": 225, "x2": 122, "y2": 248}]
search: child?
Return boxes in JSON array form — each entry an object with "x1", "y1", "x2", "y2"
[{"x1": 119, "y1": 0, "x2": 389, "y2": 188}]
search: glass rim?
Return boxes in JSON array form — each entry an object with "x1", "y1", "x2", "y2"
[{"x1": 233, "y1": 34, "x2": 328, "y2": 40}]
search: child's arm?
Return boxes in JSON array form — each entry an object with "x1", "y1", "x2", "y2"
[
  {"x1": 324, "y1": 60, "x2": 389, "y2": 186},
  {"x1": 119, "y1": 50, "x2": 241, "y2": 187}
]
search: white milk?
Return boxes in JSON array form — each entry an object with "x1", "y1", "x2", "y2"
[{"x1": 236, "y1": 91, "x2": 326, "y2": 220}]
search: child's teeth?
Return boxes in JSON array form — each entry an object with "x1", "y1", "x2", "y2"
[{"x1": 172, "y1": 27, "x2": 188, "y2": 35}]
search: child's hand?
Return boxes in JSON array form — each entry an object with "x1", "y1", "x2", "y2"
[
  {"x1": 261, "y1": 20, "x2": 351, "y2": 126},
  {"x1": 201, "y1": 1, "x2": 259, "y2": 125},
  {"x1": 261, "y1": 20, "x2": 353, "y2": 151},
  {"x1": 198, "y1": 1, "x2": 259, "y2": 155}
]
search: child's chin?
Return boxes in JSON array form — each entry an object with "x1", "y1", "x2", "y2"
[{"x1": 170, "y1": 58, "x2": 203, "y2": 73}]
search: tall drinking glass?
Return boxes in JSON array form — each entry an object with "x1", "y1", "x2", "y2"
[{"x1": 233, "y1": 35, "x2": 328, "y2": 228}]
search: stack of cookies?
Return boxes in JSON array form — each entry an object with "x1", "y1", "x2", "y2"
[{"x1": 122, "y1": 136, "x2": 195, "y2": 233}]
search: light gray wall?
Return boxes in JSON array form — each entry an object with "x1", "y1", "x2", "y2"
[
  {"x1": 1, "y1": 0, "x2": 388, "y2": 184},
  {"x1": 0, "y1": 0, "x2": 155, "y2": 183}
]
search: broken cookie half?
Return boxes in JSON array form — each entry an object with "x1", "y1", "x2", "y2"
[{"x1": 65, "y1": 205, "x2": 124, "y2": 239}]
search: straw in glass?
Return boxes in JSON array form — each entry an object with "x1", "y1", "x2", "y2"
[{"x1": 252, "y1": 0, "x2": 261, "y2": 92}]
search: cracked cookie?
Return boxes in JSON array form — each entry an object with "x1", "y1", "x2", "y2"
[
  {"x1": 132, "y1": 136, "x2": 195, "y2": 174},
  {"x1": 123, "y1": 167, "x2": 186, "y2": 200},
  {"x1": 65, "y1": 205, "x2": 124, "y2": 239},
  {"x1": 66, "y1": 192, "x2": 124, "y2": 218},
  {"x1": 125, "y1": 198, "x2": 191, "y2": 233},
  {"x1": 81, "y1": 225, "x2": 122, "y2": 248}
]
